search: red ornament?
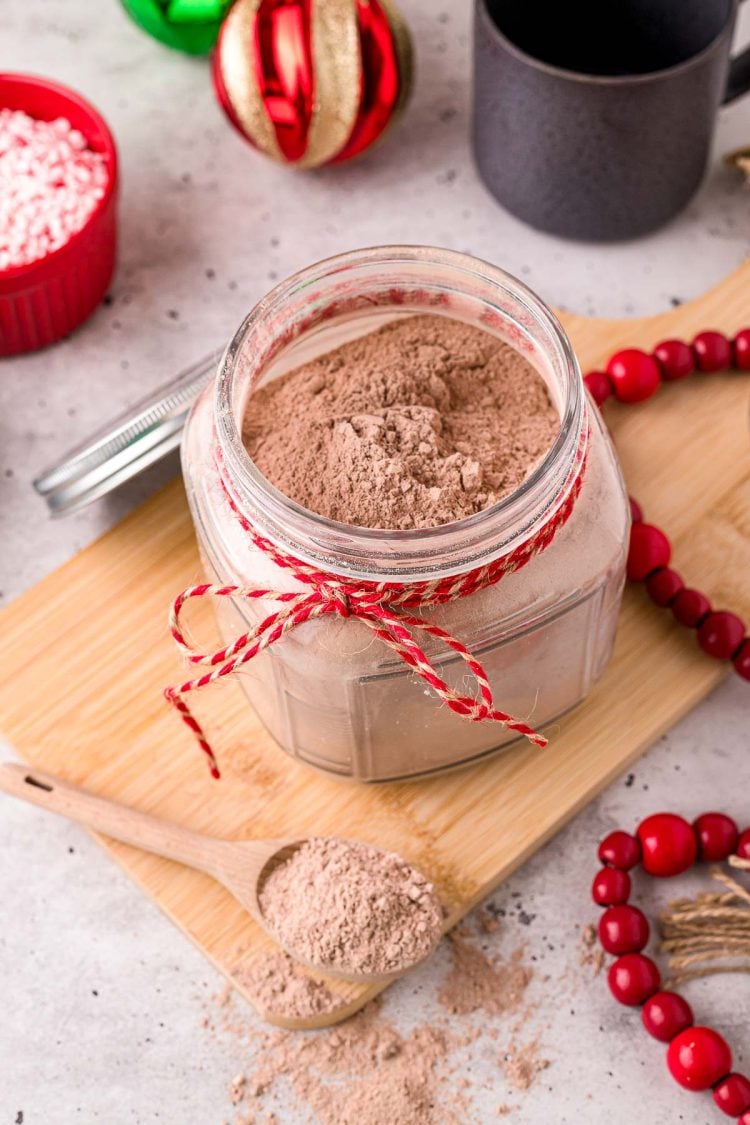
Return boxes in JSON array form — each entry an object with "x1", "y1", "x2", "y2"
[
  {"x1": 637, "y1": 813, "x2": 697, "y2": 877},
  {"x1": 740, "y1": 1113, "x2": 750, "y2": 1125},
  {"x1": 627, "y1": 523, "x2": 671, "y2": 581},
  {"x1": 697, "y1": 612, "x2": 746, "y2": 661},
  {"x1": 713, "y1": 1074, "x2": 750, "y2": 1117},
  {"x1": 672, "y1": 588, "x2": 712, "y2": 628},
  {"x1": 606, "y1": 348, "x2": 662, "y2": 403},
  {"x1": 646, "y1": 568, "x2": 684, "y2": 607},
  {"x1": 591, "y1": 867, "x2": 631, "y2": 906},
  {"x1": 737, "y1": 828, "x2": 750, "y2": 860},
  {"x1": 608, "y1": 953, "x2": 661, "y2": 1005},
  {"x1": 692, "y1": 331, "x2": 732, "y2": 373},
  {"x1": 598, "y1": 905, "x2": 649, "y2": 954},
  {"x1": 693, "y1": 813, "x2": 739, "y2": 862},
  {"x1": 584, "y1": 370, "x2": 613, "y2": 406},
  {"x1": 642, "y1": 991, "x2": 694, "y2": 1043},
  {"x1": 667, "y1": 1026, "x2": 732, "y2": 1091},
  {"x1": 213, "y1": 0, "x2": 412, "y2": 168},
  {"x1": 733, "y1": 329, "x2": 750, "y2": 371},
  {"x1": 653, "y1": 338, "x2": 695, "y2": 381},
  {"x1": 598, "y1": 830, "x2": 641, "y2": 871},
  {"x1": 733, "y1": 640, "x2": 750, "y2": 681}
]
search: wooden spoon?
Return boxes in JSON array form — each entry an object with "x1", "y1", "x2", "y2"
[{"x1": 0, "y1": 762, "x2": 440, "y2": 983}]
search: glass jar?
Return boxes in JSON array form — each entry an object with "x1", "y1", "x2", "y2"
[{"x1": 181, "y1": 246, "x2": 629, "y2": 781}]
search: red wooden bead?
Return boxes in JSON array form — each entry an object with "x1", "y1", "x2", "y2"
[
  {"x1": 733, "y1": 328, "x2": 750, "y2": 371},
  {"x1": 714, "y1": 1073, "x2": 750, "y2": 1117},
  {"x1": 734, "y1": 640, "x2": 750, "y2": 681},
  {"x1": 627, "y1": 523, "x2": 671, "y2": 582},
  {"x1": 642, "y1": 991, "x2": 694, "y2": 1042},
  {"x1": 667, "y1": 1026, "x2": 732, "y2": 1091},
  {"x1": 697, "y1": 611, "x2": 746, "y2": 660},
  {"x1": 607, "y1": 348, "x2": 662, "y2": 403},
  {"x1": 629, "y1": 496, "x2": 643, "y2": 523},
  {"x1": 592, "y1": 867, "x2": 631, "y2": 906},
  {"x1": 693, "y1": 330, "x2": 733, "y2": 373},
  {"x1": 693, "y1": 812, "x2": 739, "y2": 862},
  {"x1": 737, "y1": 828, "x2": 750, "y2": 860},
  {"x1": 672, "y1": 588, "x2": 712, "y2": 628},
  {"x1": 608, "y1": 953, "x2": 661, "y2": 1005},
  {"x1": 598, "y1": 830, "x2": 641, "y2": 871},
  {"x1": 584, "y1": 370, "x2": 613, "y2": 406},
  {"x1": 739, "y1": 1113, "x2": 750, "y2": 1125},
  {"x1": 646, "y1": 568, "x2": 684, "y2": 607},
  {"x1": 637, "y1": 813, "x2": 697, "y2": 877},
  {"x1": 598, "y1": 904, "x2": 649, "y2": 954},
  {"x1": 653, "y1": 339, "x2": 694, "y2": 381}
]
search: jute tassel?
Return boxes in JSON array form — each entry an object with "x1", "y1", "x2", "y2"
[{"x1": 659, "y1": 856, "x2": 750, "y2": 989}]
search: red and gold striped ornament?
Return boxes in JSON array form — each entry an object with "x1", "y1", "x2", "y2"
[{"x1": 212, "y1": 0, "x2": 412, "y2": 168}]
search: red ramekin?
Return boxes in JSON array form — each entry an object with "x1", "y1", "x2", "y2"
[{"x1": 0, "y1": 73, "x2": 118, "y2": 357}]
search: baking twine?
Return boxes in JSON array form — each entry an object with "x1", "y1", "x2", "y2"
[
  {"x1": 661, "y1": 857, "x2": 750, "y2": 989},
  {"x1": 165, "y1": 427, "x2": 589, "y2": 778}
]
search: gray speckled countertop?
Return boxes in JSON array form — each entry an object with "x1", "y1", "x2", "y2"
[{"x1": 0, "y1": 3, "x2": 748, "y2": 1123}]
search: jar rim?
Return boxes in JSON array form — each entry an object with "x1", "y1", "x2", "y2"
[{"x1": 215, "y1": 245, "x2": 585, "y2": 581}]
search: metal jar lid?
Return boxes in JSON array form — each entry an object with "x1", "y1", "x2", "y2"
[{"x1": 33, "y1": 351, "x2": 221, "y2": 516}]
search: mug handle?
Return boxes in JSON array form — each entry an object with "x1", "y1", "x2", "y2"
[{"x1": 725, "y1": 1, "x2": 750, "y2": 103}]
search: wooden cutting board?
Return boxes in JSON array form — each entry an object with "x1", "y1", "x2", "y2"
[{"x1": 1, "y1": 263, "x2": 748, "y2": 1029}]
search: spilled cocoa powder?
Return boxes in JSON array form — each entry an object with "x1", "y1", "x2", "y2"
[
  {"x1": 501, "y1": 1036, "x2": 550, "y2": 1091},
  {"x1": 234, "y1": 952, "x2": 343, "y2": 1021},
  {"x1": 259, "y1": 837, "x2": 443, "y2": 977},
  {"x1": 243, "y1": 315, "x2": 559, "y2": 530},
  {"x1": 208, "y1": 909, "x2": 553, "y2": 1124},
  {"x1": 437, "y1": 928, "x2": 532, "y2": 1017}
]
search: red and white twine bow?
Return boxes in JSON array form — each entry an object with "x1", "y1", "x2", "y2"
[{"x1": 166, "y1": 433, "x2": 588, "y2": 778}]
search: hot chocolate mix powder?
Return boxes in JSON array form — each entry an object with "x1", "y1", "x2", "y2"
[
  {"x1": 243, "y1": 315, "x2": 559, "y2": 530},
  {"x1": 259, "y1": 837, "x2": 443, "y2": 977}
]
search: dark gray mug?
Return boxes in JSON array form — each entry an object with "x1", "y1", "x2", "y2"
[{"x1": 473, "y1": 0, "x2": 750, "y2": 240}]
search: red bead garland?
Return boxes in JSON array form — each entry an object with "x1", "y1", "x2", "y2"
[
  {"x1": 693, "y1": 813, "x2": 739, "y2": 862},
  {"x1": 598, "y1": 829, "x2": 641, "y2": 870},
  {"x1": 667, "y1": 1026, "x2": 733, "y2": 1091},
  {"x1": 594, "y1": 811, "x2": 750, "y2": 1121},
  {"x1": 606, "y1": 348, "x2": 662, "y2": 402},
  {"x1": 598, "y1": 904, "x2": 650, "y2": 954},
  {"x1": 591, "y1": 866, "x2": 631, "y2": 905},
  {"x1": 714, "y1": 1073, "x2": 750, "y2": 1117},
  {"x1": 584, "y1": 329, "x2": 749, "y2": 680},
  {"x1": 697, "y1": 612, "x2": 746, "y2": 660},
  {"x1": 641, "y1": 991, "x2": 694, "y2": 1042},
  {"x1": 646, "y1": 568, "x2": 683, "y2": 607},
  {"x1": 637, "y1": 813, "x2": 697, "y2": 877},
  {"x1": 585, "y1": 333, "x2": 748, "y2": 1119},
  {"x1": 733, "y1": 328, "x2": 750, "y2": 370},
  {"x1": 653, "y1": 339, "x2": 694, "y2": 381},
  {"x1": 692, "y1": 331, "x2": 733, "y2": 373},
  {"x1": 608, "y1": 952, "x2": 661, "y2": 1005}
]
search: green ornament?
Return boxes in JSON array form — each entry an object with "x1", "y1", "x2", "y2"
[{"x1": 120, "y1": 0, "x2": 232, "y2": 55}]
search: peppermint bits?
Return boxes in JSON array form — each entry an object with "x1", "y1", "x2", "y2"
[{"x1": 0, "y1": 109, "x2": 109, "y2": 270}]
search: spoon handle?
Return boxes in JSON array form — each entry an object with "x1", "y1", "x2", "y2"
[{"x1": 0, "y1": 763, "x2": 230, "y2": 876}]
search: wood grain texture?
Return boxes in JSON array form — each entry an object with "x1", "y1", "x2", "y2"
[{"x1": 0, "y1": 262, "x2": 748, "y2": 1028}]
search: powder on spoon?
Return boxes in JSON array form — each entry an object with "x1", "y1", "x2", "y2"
[
  {"x1": 258, "y1": 837, "x2": 444, "y2": 976},
  {"x1": 243, "y1": 314, "x2": 559, "y2": 530}
]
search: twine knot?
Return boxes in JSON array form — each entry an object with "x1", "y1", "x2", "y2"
[{"x1": 322, "y1": 584, "x2": 351, "y2": 618}]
